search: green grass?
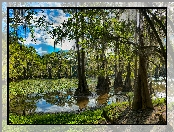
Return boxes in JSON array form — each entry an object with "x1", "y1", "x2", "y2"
[
  {"x1": 9, "y1": 98, "x2": 166, "y2": 124},
  {"x1": 9, "y1": 109, "x2": 105, "y2": 124}
]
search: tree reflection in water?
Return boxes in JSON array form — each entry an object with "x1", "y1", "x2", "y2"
[{"x1": 9, "y1": 80, "x2": 166, "y2": 115}]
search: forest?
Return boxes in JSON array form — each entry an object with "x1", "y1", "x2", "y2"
[{"x1": 8, "y1": 8, "x2": 167, "y2": 124}]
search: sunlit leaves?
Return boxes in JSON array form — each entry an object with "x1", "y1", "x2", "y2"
[{"x1": 9, "y1": 79, "x2": 78, "y2": 96}]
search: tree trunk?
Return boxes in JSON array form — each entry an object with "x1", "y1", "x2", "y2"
[
  {"x1": 76, "y1": 38, "x2": 82, "y2": 91},
  {"x1": 114, "y1": 42, "x2": 123, "y2": 89},
  {"x1": 81, "y1": 48, "x2": 88, "y2": 92},
  {"x1": 96, "y1": 38, "x2": 110, "y2": 90},
  {"x1": 114, "y1": 71, "x2": 123, "y2": 88},
  {"x1": 132, "y1": 54, "x2": 153, "y2": 110},
  {"x1": 132, "y1": 9, "x2": 153, "y2": 110},
  {"x1": 75, "y1": 9, "x2": 89, "y2": 95},
  {"x1": 96, "y1": 13, "x2": 111, "y2": 91},
  {"x1": 134, "y1": 53, "x2": 138, "y2": 91},
  {"x1": 123, "y1": 62, "x2": 132, "y2": 92},
  {"x1": 80, "y1": 9, "x2": 88, "y2": 93},
  {"x1": 114, "y1": 41, "x2": 118, "y2": 88}
]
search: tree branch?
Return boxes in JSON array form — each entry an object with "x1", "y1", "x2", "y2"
[
  {"x1": 146, "y1": 9, "x2": 166, "y2": 37},
  {"x1": 141, "y1": 9, "x2": 166, "y2": 64}
]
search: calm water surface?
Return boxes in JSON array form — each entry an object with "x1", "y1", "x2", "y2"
[{"x1": 9, "y1": 79, "x2": 167, "y2": 115}]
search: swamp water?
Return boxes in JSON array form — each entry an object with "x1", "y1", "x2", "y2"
[{"x1": 9, "y1": 79, "x2": 167, "y2": 115}]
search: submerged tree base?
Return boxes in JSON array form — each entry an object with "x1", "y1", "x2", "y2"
[{"x1": 74, "y1": 87, "x2": 91, "y2": 96}]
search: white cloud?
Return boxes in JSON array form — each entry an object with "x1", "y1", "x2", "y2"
[
  {"x1": 25, "y1": 32, "x2": 42, "y2": 45},
  {"x1": 61, "y1": 39, "x2": 75, "y2": 50},
  {"x1": 24, "y1": 9, "x2": 74, "y2": 50},
  {"x1": 35, "y1": 107, "x2": 43, "y2": 112},
  {"x1": 52, "y1": 13, "x2": 68, "y2": 26},
  {"x1": 87, "y1": 97, "x2": 97, "y2": 107},
  {"x1": 45, "y1": 38, "x2": 75, "y2": 50},
  {"x1": 44, "y1": 103, "x2": 79, "y2": 113},
  {"x1": 36, "y1": 47, "x2": 48, "y2": 55}
]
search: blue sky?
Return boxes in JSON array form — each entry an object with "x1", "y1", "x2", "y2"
[
  {"x1": 4, "y1": 3, "x2": 168, "y2": 56},
  {"x1": 7, "y1": 4, "x2": 75, "y2": 56}
]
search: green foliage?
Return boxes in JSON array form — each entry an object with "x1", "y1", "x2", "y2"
[
  {"x1": 9, "y1": 107, "x2": 104, "y2": 124},
  {"x1": 9, "y1": 79, "x2": 78, "y2": 97},
  {"x1": 9, "y1": 41, "x2": 76, "y2": 81},
  {"x1": 9, "y1": 100, "x2": 133, "y2": 124},
  {"x1": 152, "y1": 98, "x2": 166, "y2": 106},
  {"x1": 9, "y1": 8, "x2": 166, "y2": 84}
]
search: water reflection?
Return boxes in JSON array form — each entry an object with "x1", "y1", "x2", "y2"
[
  {"x1": 9, "y1": 94, "x2": 37, "y2": 115},
  {"x1": 76, "y1": 96, "x2": 89, "y2": 110},
  {"x1": 9, "y1": 79, "x2": 167, "y2": 115},
  {"x1": 97, "y1": 93, "x2": 108, "y2": 105}
]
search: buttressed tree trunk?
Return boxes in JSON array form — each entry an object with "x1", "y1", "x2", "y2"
[
  {"x1": 132, "y1": 35, "x2": 153, "y2": 110},
  {"x1": 132, "y1": 53, "x2": 153, "y2": 110},
  {"x1": 75, "y1": 9, "x2": 89, "y2": 95},
  {"x1": 132, "y1": 9, "x2": 153, "y2": 110},
  {"x1": 96, "y1": 12, "x2": 110, "y2": 91}
]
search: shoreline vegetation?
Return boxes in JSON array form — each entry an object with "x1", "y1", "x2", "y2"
[
  {"x1": 9, "y1": 97, "x2": 166, "y2": 124},
  {"x1": 9, "y1": 79, "x2": 166, "y2": 125}
]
